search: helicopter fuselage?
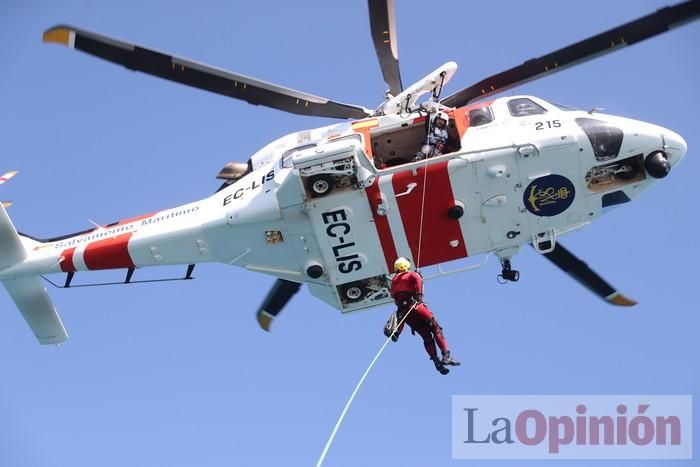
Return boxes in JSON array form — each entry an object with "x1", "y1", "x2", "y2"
[{"x1": 2, "y1": 95, "x2": 686, "y2": 315}]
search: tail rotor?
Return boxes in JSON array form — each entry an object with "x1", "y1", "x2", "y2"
[{"x1": 1, "y1": 171, "x2": 17, "y2": 209}]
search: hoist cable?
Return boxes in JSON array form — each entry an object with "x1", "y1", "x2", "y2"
[
  {"x1": 315, "y1": 300, "x2": 419, "y2": 467},
  {"x1": 316, "y1": 103, "x2": 438, "y2": 466}
]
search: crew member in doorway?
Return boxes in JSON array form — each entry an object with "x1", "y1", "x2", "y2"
[
  {"x1": 384, "y1": 257, "x2": 460, "y2": 375},
  {"x1": 415, "y1": 111, "x2": 451, "y2": 160}
]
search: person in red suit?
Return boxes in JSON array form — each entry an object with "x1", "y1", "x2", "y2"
[{"x1": 385, "y1": 257, "x2": 460, "y2": 375}]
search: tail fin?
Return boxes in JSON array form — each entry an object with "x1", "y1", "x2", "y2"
[
  {"x1": 0, "y1": 203, "x2": 26, "y2": 269},
  {"x1": 1, "y1": 204, "x2": 68, "y2": 344}
]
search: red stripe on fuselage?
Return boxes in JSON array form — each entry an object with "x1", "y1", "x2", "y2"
[
  {"x1": 391, "y1": 161, "x2": 468, "y2": 267},
  {"x1": 83, "y1": 232, "x2": 135, "y2": 270},
  {"x1": 365, "y1": 179, "x2": 399, "y2": 271},
  {"x1": 59, "y1": 247, "x2": 77, "y2": 273}
]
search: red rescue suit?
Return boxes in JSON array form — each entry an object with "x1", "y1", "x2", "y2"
[{"x1": 390, "y1": 271, "x2": 448, "y2": 360}]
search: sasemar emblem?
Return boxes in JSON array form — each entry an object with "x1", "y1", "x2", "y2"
[{"x1": 523, "y1": 174, "x2": 575, "y2": 217}]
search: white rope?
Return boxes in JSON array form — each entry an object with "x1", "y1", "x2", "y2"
[
  {"x1": 316, "y1": 107, "x2": 438, "y2": 466},
  {"x1": 415, "y1": 111, "x2": 433, "y2": 269},
  {"x1": 315, "y1": 302, "x2": 418, "y2": 467}
]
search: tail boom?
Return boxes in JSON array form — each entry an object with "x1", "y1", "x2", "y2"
[{"x1": 2, "y1": 198, "x2": 219, "y2": 344}]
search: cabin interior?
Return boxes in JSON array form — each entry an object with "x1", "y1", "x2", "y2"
[{"x1": 367, "y1": 116, "x2": 462, "y2": 168}]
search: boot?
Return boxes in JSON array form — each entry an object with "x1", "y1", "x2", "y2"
[
  {"x1": 433, "y1": 358, "x2": 450, "y2": 375},
  {"x1": 442, "y1": 351, "x2": 461, "y2": 366}
]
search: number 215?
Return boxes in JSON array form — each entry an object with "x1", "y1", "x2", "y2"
[{"x1": 535, "y1": 120, "x2": 561, "y2": 130}]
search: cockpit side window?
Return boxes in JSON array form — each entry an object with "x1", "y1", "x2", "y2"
[
  {"x1": 468, "y1": 106, "x2": 494, "y2": 126},
  {"x1": 508, "y1": 98, "x2": 547, "y2": 117},
  {"x1": 281, "y1": 143, "x2": 317, "y2": 168}
]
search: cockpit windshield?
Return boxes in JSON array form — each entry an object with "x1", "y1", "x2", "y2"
[
  {"x1": 575, "y1": 118, "x2": 623, "y2": 161},
  {"x1": 508, "y1": 98, "x2": 547, "y2": 117}
]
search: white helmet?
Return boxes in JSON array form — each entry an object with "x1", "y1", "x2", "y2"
[{"x1": 433, "y1": 111, "x2": 449, "y2": 127}]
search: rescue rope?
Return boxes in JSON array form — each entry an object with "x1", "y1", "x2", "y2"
[
  {"x1": 415, "y1": 112, "x2": 433, "y2": 269},
  {"x1": 315, "y1": 301, "x2": 418, "y2": 467},
  {"x1": 316, "y1": 106, "x2": 437, "y2": 466}
]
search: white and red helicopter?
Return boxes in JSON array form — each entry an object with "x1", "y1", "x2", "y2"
[{"x1": 1, "y1": 1, "x2": 697, "y2": 344}]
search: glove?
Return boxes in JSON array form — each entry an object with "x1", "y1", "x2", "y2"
[{"x1": 391, "y1": 333, "x2": 399, "y2": 343}]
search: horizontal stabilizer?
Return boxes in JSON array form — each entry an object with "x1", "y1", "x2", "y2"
[{"x1": 2, "y1": 276, "x2": 68, "y2": 344}]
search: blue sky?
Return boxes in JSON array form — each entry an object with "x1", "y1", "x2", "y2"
[{"x1": 1, "y1": 1, "x2": 698, "y2": 466}]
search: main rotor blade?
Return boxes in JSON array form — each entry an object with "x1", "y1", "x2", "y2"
[
  {"x1": 441, "y1": 1, "x2": 700, "y2": 108},
  {"x1": 540, "y1": 243, "x2": 637, "y2": 307},
  {"x1": 43, "y1": 26, "x2": 370, "y2": 120},
  {"x1": 368, "y1": 0, "x2": 403, "y2": 96},
  {"x1": 256, "y1": 279, "x2": 302, "y2": 331}
]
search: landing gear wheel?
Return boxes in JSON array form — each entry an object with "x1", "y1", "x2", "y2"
[
  {"x1": 341, "y1": 282, "x2": 366, "y2": 303},
  {"x1": 307, "y1": 174, "x2": 334, "y2": 198}
]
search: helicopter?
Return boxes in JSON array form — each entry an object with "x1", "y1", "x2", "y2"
[{"x1": 0, "y1": 1, "x2": 697, "y2": 344}]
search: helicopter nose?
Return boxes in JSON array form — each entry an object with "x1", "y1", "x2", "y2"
[
  {"x1": 662, "y1": 130, "x2": 687, "y2": 166},
  {"x1": 635, "y1": 126, "x2": 687, "y2": 179}
]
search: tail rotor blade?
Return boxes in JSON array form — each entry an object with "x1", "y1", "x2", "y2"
[
  {"x1": 256, "y1": 279, "x2": 302, "y2": 331},
  {"x1": 0, "y1": 170, "x2": 18, "y2": 185},
  {"x1": 540, "y1": 243, "x2": 637, "y2": 306},
  {"x1": 2, "y1": 172, "x2": 18, "y2": 208}
]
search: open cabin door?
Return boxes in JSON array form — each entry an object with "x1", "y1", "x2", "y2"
[{"x1": 290, "y1": 137, "x2": 393, "y2": 312}]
